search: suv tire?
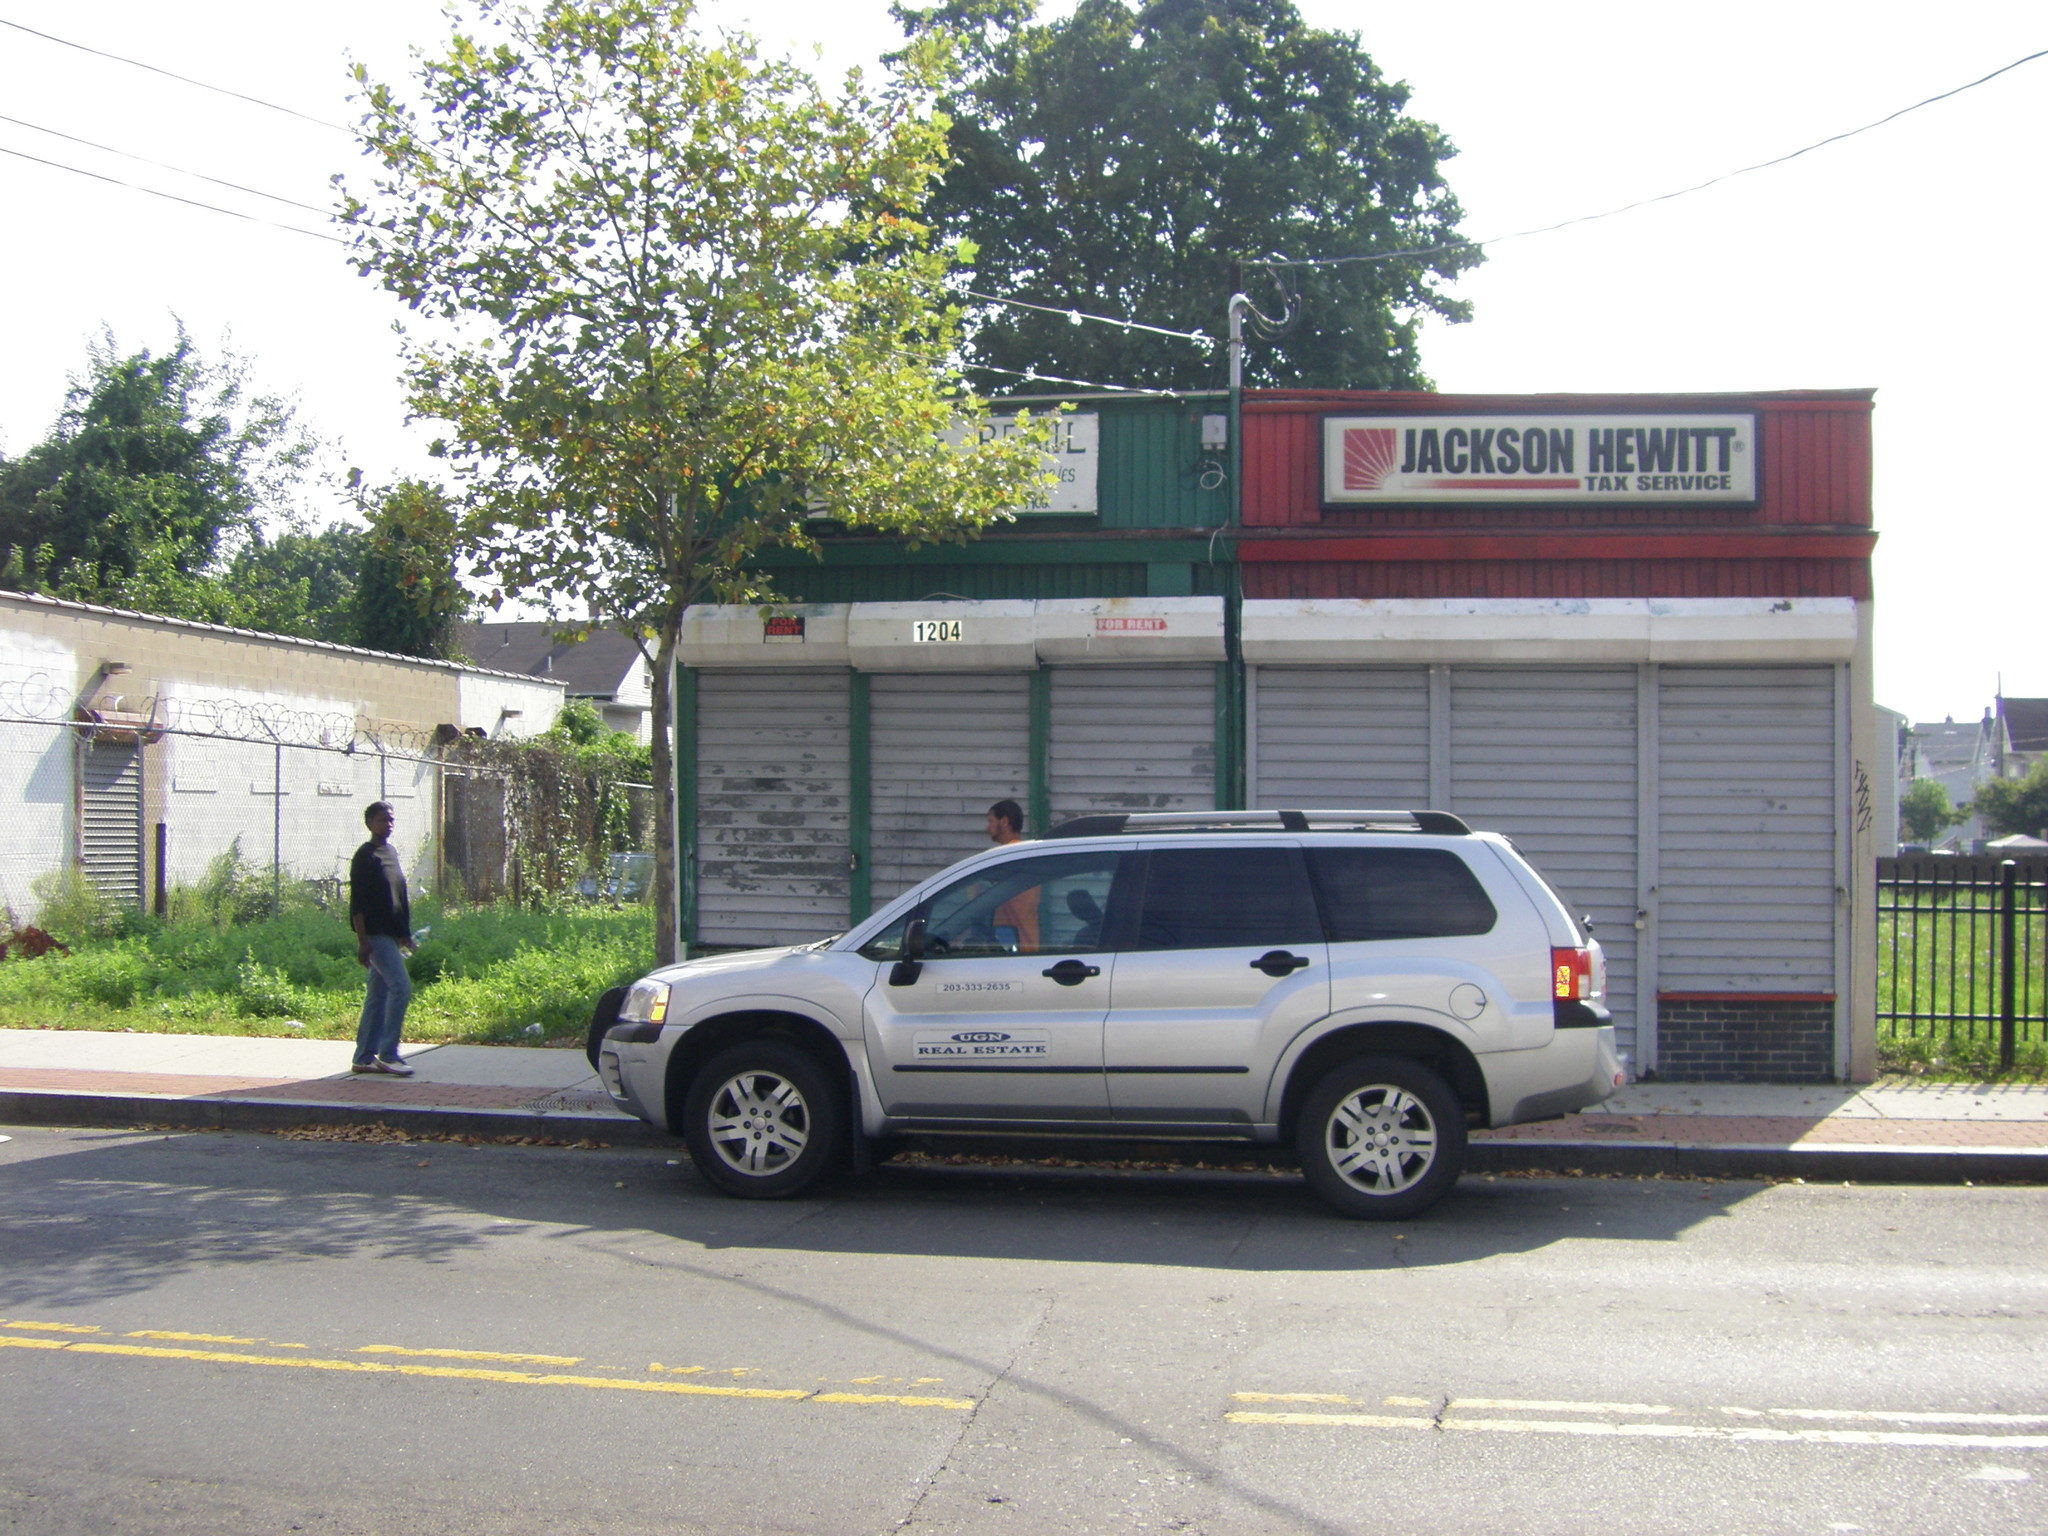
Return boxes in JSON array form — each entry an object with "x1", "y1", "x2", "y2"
[
  {"x1": 1296, "y1": 1055, "x2": 1466, "y2": 1220},
  {"x1": 681, "y1": 1040, "x2": 843, "y2": 1200}
]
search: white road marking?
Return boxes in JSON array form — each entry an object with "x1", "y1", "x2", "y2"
[
  {"x1": 1226, "y1": 1410, "x2": 2048, "y2": 1448},
  {"x1": 1751, "y1": 1407, "x2": 2048, "y2": 1427}
]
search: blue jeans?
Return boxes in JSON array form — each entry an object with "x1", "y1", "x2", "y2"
[{"x1": 354, "y1": 936, "x2": 413, "y2": 1065}]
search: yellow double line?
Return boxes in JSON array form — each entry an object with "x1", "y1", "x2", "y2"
[{"x1": 0, "y1": 1327, "x2": 972, "y2": 1411}]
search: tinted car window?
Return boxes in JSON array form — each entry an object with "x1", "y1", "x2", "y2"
[
  {"x1": 1308, "y1": 848, "x2": 1497, "y2": 941},
  {"x1": 1133, "y1": 848, "x2": 1320, "y2": 951},
  {"x1": 871, "y1": 851, "x2": 1120, "y2": 960}
]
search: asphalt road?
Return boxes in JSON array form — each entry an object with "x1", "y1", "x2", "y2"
[{"x1": 1, "y1": 1124, "x2": 2043, "y2": 1536}]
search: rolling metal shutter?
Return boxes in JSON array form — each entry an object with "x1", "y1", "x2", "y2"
[
  {"x1": 694, "y1": 669, "x2": 851, "y2": 948},
  {"x1": 1249, "y1": 666, "x2": 1431, "y2": 808},
  {"x1": 79, "y1": 739, "x2": 143, "y2": 908},
  {"x1": 1449, "y1": 667, "x2": 1641, "y2": 1058},
  {"x1": 1657, "y1": 666, "x2": 1837, "y2": 993},
  {"x1": 869, "y1": 672, "x2": 1030, "y2": 905},
  {"x1": 1048, "y1": 664, "x2": 1216, "y2": 824}
]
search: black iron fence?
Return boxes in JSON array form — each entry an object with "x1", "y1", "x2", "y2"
[{"x1": 1878, "y1": 854, "x2": 2048, "y2": 1068}]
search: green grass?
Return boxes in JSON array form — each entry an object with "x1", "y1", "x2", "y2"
[
  {"x1": 0, "y1": 900, "x2": 657, "y2": 1046},
  {"x1": 1877, "y1": 891, "x2": 2047, "y2": 1080}
]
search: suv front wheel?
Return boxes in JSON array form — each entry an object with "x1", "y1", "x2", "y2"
[
  {"x1": 1296, "y1": 1055, "x2": 1466, "y2": 1220},
  {"x1": 681, "y1": 1040, "x2": 844, "y2": 1200}
]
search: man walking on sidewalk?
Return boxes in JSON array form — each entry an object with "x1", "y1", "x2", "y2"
[{"x1": 350, "y1": 801, "x2": 416, "y2": 1076}]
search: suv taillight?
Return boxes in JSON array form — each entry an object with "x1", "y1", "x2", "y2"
[{"x1": 1551, "y1": 947, "x2": 1594, "y2": 1002}]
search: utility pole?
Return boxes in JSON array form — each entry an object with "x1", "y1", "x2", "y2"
[{"x1": 1224, "y1": 264, "x2": 1251, "y2": 809}]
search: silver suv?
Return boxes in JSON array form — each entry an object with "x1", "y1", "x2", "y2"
[{"x1": 595, "y1": 810, "x2": 1621, "y2": 1219}]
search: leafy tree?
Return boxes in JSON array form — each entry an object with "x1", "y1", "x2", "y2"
[
  {"x1": 895, "y1": 0, "x2": 1480, "y2": 391},
  {"x1": 225, "y1": 523, "x2": 367, "y2": 643},
  {"x1": 0, "y1": 327, "x2": 315, "y2": 597},
  {"x1": 544, "y1": 699, "x2": 654, "y2": 780},
  {"x1": 352, "y1": 479, "x2": 465, "y2": 658},
  {"x1": 342, "y1": 0, "x2": 1050, "y2": 964},
  {"x1": 0, "y1": 329, "x2": 401, "y2": 647},
  {"x1": 1976, "y1": 759, "x2": 2048, "y2": 841},
  {"x1": 1898, "y1": 777, "x2": 1965, "y2": 845}
]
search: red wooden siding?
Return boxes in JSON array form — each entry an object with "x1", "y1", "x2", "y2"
[{"x1": 1243, "y1": 557, "x2": 1871, "y2": 601}]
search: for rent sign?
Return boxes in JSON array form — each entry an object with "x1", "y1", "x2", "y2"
[{"x1": 1320, "y1": 413, "x2": 1757, "y2": 506}]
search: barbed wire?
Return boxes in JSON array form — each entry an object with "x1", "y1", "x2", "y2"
[{"x1": 0, "y1": 674, "x2": 443, "y2": 760}]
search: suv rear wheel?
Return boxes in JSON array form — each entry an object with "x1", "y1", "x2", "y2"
[
  {"x1": 681, "y1": 1040, "x2": 843, "y2": 1200},
  {"x1": 1296, "y1": 1055, "x2": 1466, "y2": 1220}
]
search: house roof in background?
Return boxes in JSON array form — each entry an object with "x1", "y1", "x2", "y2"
[
  {"x1": 455, "y1": 622, "x2": 643, "y2": 699},
  {"x1": 2000, "y1": 697, "x2": 2048, "y2": 754},
  {"x1": 1909, "y1": 719, "x2": 1986, "y2": 771}
]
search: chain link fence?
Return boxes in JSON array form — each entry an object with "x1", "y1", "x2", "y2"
[{"x1": 0, "y1": 710, "x2": 654, "y2": 932}]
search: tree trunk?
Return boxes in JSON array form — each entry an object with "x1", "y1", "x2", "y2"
[{"x1": 648, "y1": 616, "x2": 681, "y2": 967}]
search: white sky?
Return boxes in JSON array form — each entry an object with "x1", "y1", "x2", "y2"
[{"x1": 0, "y1": 0, "x2": 2040, "y2": 723}]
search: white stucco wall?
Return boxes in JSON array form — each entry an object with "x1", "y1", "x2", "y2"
[
  {"x1": 0, "y1": 629, "x2": 77, "y2": 920},
  {"x1": 456, "y1": 672, "x2": 565, "y2": 738},
  {"x1": 159, "y1": 681, "x2": 398, "y2": 888}
]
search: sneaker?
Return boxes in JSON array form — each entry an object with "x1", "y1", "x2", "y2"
[
  {"x1": 376, "y1": 1056, "x2": 415, "y2": 1077},
  {"x1": 351, "y1": 1061, "x2": 379, "y2": 1074}
]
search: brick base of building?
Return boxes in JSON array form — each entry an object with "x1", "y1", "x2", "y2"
[{"x1": 1654, "y1": 996, "x2": 1837, "y2": 1083}]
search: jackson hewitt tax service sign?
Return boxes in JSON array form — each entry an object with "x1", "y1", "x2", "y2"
[{"x1": 1321, "y1": 414, "x2": 1757, "y2": 506}]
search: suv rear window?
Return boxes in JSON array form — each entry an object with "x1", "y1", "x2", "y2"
[
  {"x1": 1308, "y1": 848, "x2": 1497, "y2": 941},
  {"x1": 1133, "y1": 848, "x2": 1321, "y2": 951}
]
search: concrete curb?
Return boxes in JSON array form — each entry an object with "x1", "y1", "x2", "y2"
[
  {"x1": 1465, "y1": 1138, "x2": 2048, "y2": 1182},
  {"x1": 0, "y1": 1090, "x2": 675, "y2": 1147},
  {"x1": 3, "y1": 1091, "x2": 2044, "y2": 1183}
]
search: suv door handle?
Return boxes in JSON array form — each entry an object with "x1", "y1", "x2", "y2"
[
  {"x1": 1250, "y1": 950, "x2": 1311, "y2": 978},
  {"x1": 1041, "y1": 959, "x2": 1102, "y2": 986}
]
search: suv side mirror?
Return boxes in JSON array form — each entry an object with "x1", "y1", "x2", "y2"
[{"x1": 890, "y1": 917, "x2": 927, "y2": 987}]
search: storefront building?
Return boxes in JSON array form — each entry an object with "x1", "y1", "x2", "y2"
[
  {"x1": 1238, "y1": 389, "x2": 1878, "y2": 1082},
  {"x1": 673, "y1": 388, "x2": 1880, "y2": 1084},
  {"x1": 675, "y1": 395, "x2": 1237, "y2": 948}
]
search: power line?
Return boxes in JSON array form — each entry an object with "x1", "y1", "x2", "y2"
[
  {"x1": 0, "y1": 15, "x2": 351, "y2": 134},
  {"x1": 965, "y1": 362, "x2": 1196, "y2": 398},
  {"x1": 1255, "y1": 44, "x2": 2048, "y2": 272},
  {"x1": 962, "y1": 289, "x2": 1215, "y2": 347},
  {"x1": 0, "y1": 112, "x2": 332, "y2": 216},
  {"x1": 0, "y1": 143, "x2": 347, "y2": 245}
]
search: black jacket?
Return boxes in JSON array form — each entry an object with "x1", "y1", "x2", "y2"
[{"x1": 349, "y1": 840, "x2": 411, "y2": 941}]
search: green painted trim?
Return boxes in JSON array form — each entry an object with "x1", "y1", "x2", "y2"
[
  {"x1": 675, "y1": 664, "x2": 698, "y2": 948},
  {"x1": 1028, "y1": 668, "x2": 1052, "y2": 837},
  {"x1": 1146, "y1": 561, "x2": 1195, "y2": 596},
  {"x1": 848, "y1": 671, "x2": 871, "y2": 923},
  {"x1": 750, "y1": 537, "x2": 1225, "y2": 569}
]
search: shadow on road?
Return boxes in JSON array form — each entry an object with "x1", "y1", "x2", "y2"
[{"x1": 0, "y1": 1124, "x2": 1755, "y2": 1313}]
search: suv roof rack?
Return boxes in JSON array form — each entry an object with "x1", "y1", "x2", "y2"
[{"x1": 1046, "y1": 809, "x2": 1472, "y2": 839}]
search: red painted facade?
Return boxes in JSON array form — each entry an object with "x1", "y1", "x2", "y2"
[{"x1": 1239, "y1": 390, "x2": 1875, "y2": 600}]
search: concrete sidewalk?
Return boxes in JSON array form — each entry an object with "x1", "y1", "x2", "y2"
[{"x1": 1, "y1": 1028, "x2": 2044, "y2": 1180}]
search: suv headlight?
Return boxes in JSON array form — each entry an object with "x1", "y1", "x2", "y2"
[{"x1": 618, "y1": 979, "x2": 671, "y2": 1026}]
